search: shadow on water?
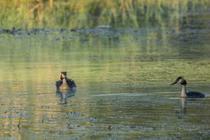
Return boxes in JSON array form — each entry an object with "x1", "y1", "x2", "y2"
[{"x1": 56, "y1": 90, "x2": 76, "y2": 104}]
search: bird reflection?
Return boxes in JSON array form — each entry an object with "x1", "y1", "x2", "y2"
[
  {"x1": 56, "y1": 90, "x2": 76, "y2": 104},
  {"x1": 177, "y1": 98, "x2": 187, "y2": 119}
]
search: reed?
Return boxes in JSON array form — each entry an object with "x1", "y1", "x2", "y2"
[{"x1": 0, "y1": 0, "x2": 209, "y2": 28}]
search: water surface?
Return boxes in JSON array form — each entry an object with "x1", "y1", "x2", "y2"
[{"x1": 0, "y1": 6, "x2": 210, "y2": 140}]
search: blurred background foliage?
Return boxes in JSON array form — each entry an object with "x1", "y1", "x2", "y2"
[{"x1": 0, "y1": 0, "x2": 210, "y2": 29}]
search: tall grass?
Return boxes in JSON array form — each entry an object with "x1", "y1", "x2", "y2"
[{"x1": 0, "y1": 0, "x2": 210, "y2": 29}]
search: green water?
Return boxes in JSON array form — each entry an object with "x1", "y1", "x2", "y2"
[{"x1": 0, "y1": 4, "x2": 210, "y2": 140}]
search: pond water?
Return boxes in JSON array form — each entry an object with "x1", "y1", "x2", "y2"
[{"x1": 0, "y1": 8, "x2": 210, "y2": 140}]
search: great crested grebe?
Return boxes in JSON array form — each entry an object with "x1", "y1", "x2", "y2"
[
  {"x1": 56, "y1": 72, "x2": 76, "y2": 92},
  {"x1": 171, "y1": 76, "x2": 205, "y2": 98}
]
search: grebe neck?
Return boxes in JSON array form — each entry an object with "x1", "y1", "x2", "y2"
[
  {"x1": 181, "y1": 85, "x2": 187, "y2": 98},
  {"x1": 62, "y1": 78, "x2": 67, "y2": 84}
]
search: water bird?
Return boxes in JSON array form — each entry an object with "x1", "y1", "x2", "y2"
[
  {"x1": 56, "y1": 72, "x2": 76, "y2": 92},
  {"x1": 170, "y1": 76, "x2": 205, "y2": 98}
]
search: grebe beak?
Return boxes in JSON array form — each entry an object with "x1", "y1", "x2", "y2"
[{"x1": 170, "y1": 76, "x2": 183, "y2": 85}]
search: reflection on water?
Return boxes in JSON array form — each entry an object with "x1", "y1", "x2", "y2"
[
  {"x1": 177, "y1": 98, "x2": 187, "y2": 119},
  {"x1": 56, "y1": 90, "x2": 76, "y2": 104}
]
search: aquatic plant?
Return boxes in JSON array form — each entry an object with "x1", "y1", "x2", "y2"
[{"x1": 0, "y1": 0, "x2": 210, "y2": 28}]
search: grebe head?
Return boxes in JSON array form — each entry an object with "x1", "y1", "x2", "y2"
[
  {"x1": 60, "y1": 71, "x2": 67, "y2": 80},
  {"x1": 171, "y1": 76, "x2": 187, "y2": 86}
]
